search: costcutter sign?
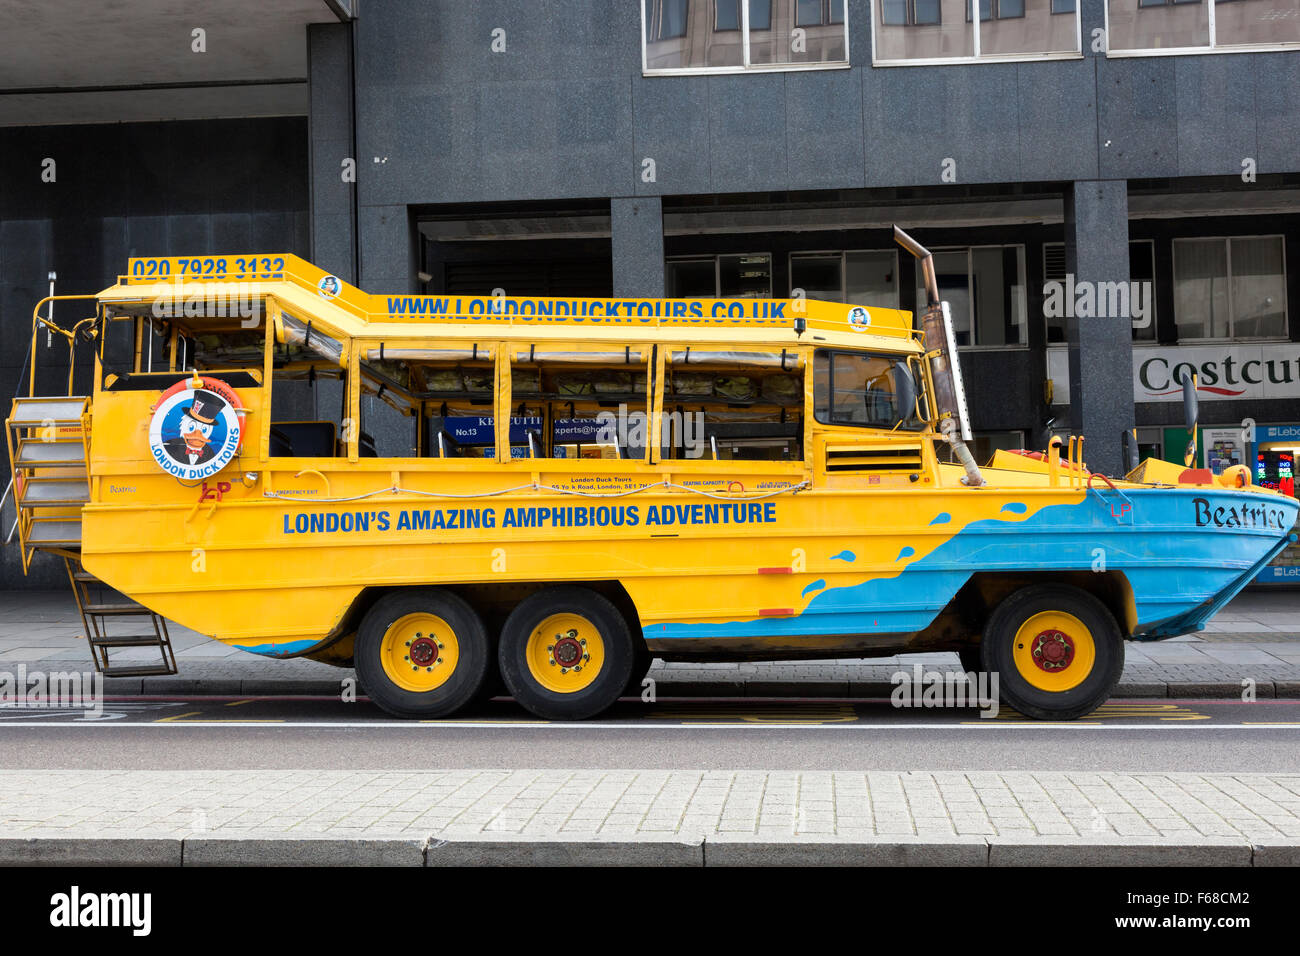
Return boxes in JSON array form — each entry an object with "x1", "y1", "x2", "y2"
[{"x1": 1047, "y1": 345, "x2": 1300, "y2": 405}]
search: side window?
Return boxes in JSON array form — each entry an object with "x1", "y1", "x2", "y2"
[
  {"x1": 664, "y1": 350, "x2": 804, "y2": 462},
  {"x1": 364, "y1": 345, "x2": 495, "y2": 459},
  {"x1": 268, "y1": 311, "x2": 350, "y2": 457},
  {"x1": 510, "y1": 347, "x2": 650, "y2": 460},
  {"x1": 814, "y1": 350, "x2": 924, "y2": 430}
]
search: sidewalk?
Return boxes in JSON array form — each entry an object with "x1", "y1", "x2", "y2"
[
  {"x1": 2, "y1": 589, "x2": 1299, "y2": 699},
  {"x1": 0, "y1": 769, "x2": 1296, "y2": 865}
]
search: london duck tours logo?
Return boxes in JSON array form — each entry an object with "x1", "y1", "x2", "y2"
[
  {"x1": 148, "y1": 376, "x2": 243, "y2": 481},
  {"x1": 317, "y1": 274, "x2": 342, "y2": 299}
]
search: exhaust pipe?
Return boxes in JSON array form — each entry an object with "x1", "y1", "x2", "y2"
[{"x1": 893, "y1": 225, "x2": 983, "y2": 487}]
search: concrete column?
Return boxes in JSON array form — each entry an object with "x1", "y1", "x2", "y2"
[
  {"x1": 1064, "y1": 179, "x2": 1134, "y2": 476},
  {"x1": 307, "y1": 22, "x2": 357, "y2": 284},
  {"x1": 611, "y1": 197, "x2": 664, "y2": 297},
  {"x1": 357, "y1": 204, "x2": 416, "y2": 294}
]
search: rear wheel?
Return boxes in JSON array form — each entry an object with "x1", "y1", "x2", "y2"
[
  {"x1": 499, "y1": 586, "x2": 634, "y2": 720},
  {"x1": 355, "y1": 589, "x2": 491, "y2": 718},
  {"x1": 980, "y1": 584, "x2": 1124, "y2": 720}
]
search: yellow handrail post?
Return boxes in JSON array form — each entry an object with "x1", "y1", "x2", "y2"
[{"x1": 494, "y1": 345, "x2": 510, "y2": 465}]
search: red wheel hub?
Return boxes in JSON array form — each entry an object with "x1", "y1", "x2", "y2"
[
  {"x1": 409, "y1": 637, "x2": 437, "y2": 666},
  {"x1": 1030, "y1": 630, "x2": 1075, "y2": 672},
  {"x1": 553, "y1": 636, "x2": 583, "y2": 667}
]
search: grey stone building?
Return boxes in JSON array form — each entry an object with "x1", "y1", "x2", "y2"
[{"x1": 3, "y1": 0, "x2": 1299, "y2": 587}]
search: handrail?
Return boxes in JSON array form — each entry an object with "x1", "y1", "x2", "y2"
[
  {"x1": 1087, "y1": 471, "x2": 1135, "y2": 521},
  {"x1": 28, "y1": 295, "x2": 101, "y2": 398}
]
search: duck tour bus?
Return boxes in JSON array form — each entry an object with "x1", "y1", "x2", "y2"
[{"x1": 6, "y1": 227, "x2": 1296, "y2": 721}]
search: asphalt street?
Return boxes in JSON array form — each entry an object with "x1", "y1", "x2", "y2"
[{"x1": 2, "y1": 695, "x2": 1297, "y2": 773}]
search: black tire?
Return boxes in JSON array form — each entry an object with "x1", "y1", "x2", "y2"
[
  {"x1": 980, "y1": 584, "x2": 1124, "y2": 720},
  {"x1": 498, "y1": 586, "x2": 634, "y2": 720},
  {"x1": 354, "y1": 589, "x2": 491, "y2": 718}
]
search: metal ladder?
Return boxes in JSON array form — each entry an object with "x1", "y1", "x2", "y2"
[
  {"x1": 65, "y1": 557, "x2": 177, "y2": 678},
  {"x1": 5, "y1": 395, "x2": 177, "y2": 677}
]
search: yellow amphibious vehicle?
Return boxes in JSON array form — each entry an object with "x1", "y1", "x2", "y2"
[{"x1": 6, "y1": 228, "x2": 1295, "y2": 720}]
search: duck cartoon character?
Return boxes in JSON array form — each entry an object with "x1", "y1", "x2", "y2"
[{"x1": 162, "y1": 390, "x2": 225, "y2": 466}]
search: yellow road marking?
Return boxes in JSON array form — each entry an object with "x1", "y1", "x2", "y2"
[
  {"x1": 156, "y1": 711, "x2": 202, "y2": 722},
  {"x1": 647, "y1": 703, "x2": 859, "y2": 724},
  {"x1": 421, "y1": 719, "x2": 550, "y2": 724},
  {"x1": 974, "y1": 702, "x2": 1210, "y2": 724},
  {"x1": 225, "y1": 699, "x2": 255, "y2": 707}
]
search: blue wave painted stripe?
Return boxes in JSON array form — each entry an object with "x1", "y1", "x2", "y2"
[
  {"x1": 648, "y1": 489, "x2": 1297, "y2": 641},
  {"x1": 234, "y1": 638, "x2": 318, "y2": 658}
]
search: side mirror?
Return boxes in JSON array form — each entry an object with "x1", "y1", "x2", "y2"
[
  {"x1": 892, "y1": 363, "x2": 918, "y2": 424},
  {"x1": 1181, "y1": 371, "x2": 1198, "y2": 467},
  {"x1": 1123, "y1": 428, "x2": 1139, "y2": 474},
  {"x1": 1181, "y1": 371, "x2": 1198, "y2": 431}
]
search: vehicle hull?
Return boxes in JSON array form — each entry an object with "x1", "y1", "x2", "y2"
[{"x1": 80, "y1": 479, "x2": 1296, "y2": 661}]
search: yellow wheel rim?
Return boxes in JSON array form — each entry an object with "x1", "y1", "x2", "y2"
[
  {"x1": 526, "y1": 613, "x2": 604, "y2": 694},
  {"x1": 379, "y1": 613, "x2": 459, "y2": 693},
  {"x1": 1011, "y1": 610, "x2": 1096, "y2": 692}
]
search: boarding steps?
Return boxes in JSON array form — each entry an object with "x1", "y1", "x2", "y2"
[
  {"x1": 5, "y1": 396, "x2": 177, "y2": 677},
  {"x1": 65, "y1": 558, "x2": 177, "y2": 677}
]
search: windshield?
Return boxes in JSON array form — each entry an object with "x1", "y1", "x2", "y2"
[{"x1": 813, "y1": 350, "x2": 926, "y2": 431}]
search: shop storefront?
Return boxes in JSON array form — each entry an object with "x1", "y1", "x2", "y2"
[
  {"x1": 1050, "y1": 345, "x2": 1300, "y2": 585},
  {"x1": 1250, "y1": 425, "x2": 1300, "y2": 582}
]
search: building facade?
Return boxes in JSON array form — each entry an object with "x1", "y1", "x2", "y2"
[{"x1": 3, "y1": 0, "x2": 1299, "y2": 587}]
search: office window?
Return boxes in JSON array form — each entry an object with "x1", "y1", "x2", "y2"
[
  {"x1": 790, "y1": 253, "x2": 843, "y2": 303},
  {"x1": 1042, "y1": 241, "x2": 1157, "y2": 343},
  {"x1": 1109, "y1": 0, "x2": 1300, "y2": 52},
  {"x1": 915, "y1": 246, "x2": 1027, "y2": 348},
  {"x1": 1108, "y1": 0, "x2": 1209, "y2": 50},
  {"x1": 666, "y1": 258, "x2": 718, "y2": 297},
  {"x1": 881, "y1": 0, "x2": 944, "y2": 27},
  {"x1": 797, "y1": 0, "x2": 846, "y2": 24},
  {"x1": 644, "y1": 0, "x2": 848, "y2": 72},
  {"x1": 874, "y1": 0, "x2": 1077, "y2": 62},
  {"x1": 1173, "y1": 236, "x2": 1287, "y2": 341},
  {"x1": 968, "y1": 0, "x2": 1027, "y2": 20},
  {"x1": 667, "y1": 254, "x2": 773, "y2": 297},
  {"x1": 655, "y1": 0, "x2": 690, "y2": 38},
  {"x1": 751, "y1": 0, "x2": 849, "y2": 65},
  {"x1": 716, "y1": 0, "x2": 741, "y2": 30},
  {"x1": 790, "y1": 250, "x2": 901, "y2": 309},
  {"x1": 1215, "y1": 0, "x2": 1300, "y2": 46}
]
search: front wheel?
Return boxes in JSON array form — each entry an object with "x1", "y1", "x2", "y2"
[{"x1": 980, "y1": 585, "x2": 1124, "y2": 720}]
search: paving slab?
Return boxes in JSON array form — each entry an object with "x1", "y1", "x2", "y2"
[{"x1": 0, "y1": 770, "x2": 1296, "y2": 865}]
